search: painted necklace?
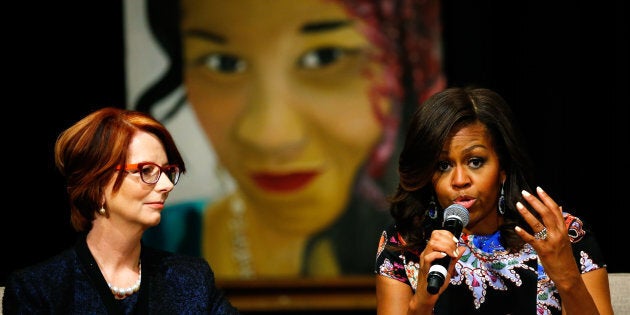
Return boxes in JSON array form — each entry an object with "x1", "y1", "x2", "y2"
[{"x1": 229, "y1": 194, "x2": 255, "y2": 278}]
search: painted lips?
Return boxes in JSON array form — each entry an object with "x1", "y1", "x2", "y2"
[{"x1": 251, "y1": 171, "x2": 319, "y2": 192}]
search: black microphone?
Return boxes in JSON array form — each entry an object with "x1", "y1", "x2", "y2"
[{"x1": 426, "y1": 204, "x2": 469, "y2": 294}]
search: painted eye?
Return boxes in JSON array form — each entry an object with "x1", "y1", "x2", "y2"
[
  {"x1": 298, "y1": 47, "x2": 343, "y2": 69},
  {"x1": 202, "y1": 53, "x2": 246, "y2": 74}
]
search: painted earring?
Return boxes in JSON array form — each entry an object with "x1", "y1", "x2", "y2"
[
  {"x1": 498, "y1": 183, "x2": 506, "y2": 215},
  {"x1": 99, "y1": 206, "x2": 106, "y2": 215},
  {"x1": 428, "y1": 195, "x2": 438, "y2": 219}
]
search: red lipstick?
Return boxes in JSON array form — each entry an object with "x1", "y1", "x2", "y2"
[{"x1": 251, "y1": 172, "x2": 319, "y2": 193}]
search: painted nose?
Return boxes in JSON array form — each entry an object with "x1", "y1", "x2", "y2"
[{"x1": 234, "y1": 73, "x2": 307, "y2": 158}]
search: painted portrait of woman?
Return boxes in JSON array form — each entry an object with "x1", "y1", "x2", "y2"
[{"x1": 124, "y1": 0, "x2": 445, "y2": 279}]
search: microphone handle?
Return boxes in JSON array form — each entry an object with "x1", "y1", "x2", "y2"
[
  {"x1": 425, "y1": 218, "x2": 463, "y2": 294},
  {"x1": 426, "y1": 256, "x2": 450, "y2": 294}
]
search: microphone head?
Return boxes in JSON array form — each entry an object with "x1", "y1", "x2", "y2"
[{"x1": 443, "y1": 204, "x2": 470, "y2": 227}]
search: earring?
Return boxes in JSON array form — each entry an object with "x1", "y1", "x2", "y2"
[
  {"x1": 99, "y1": 207, "x2": 106, "y2": 215},
  {"x1": 498, "y1": 183, "x2": 506, "y2": 215},
  {"x1": 428, "y1": 195, "x2": 438, "y2": 219}
]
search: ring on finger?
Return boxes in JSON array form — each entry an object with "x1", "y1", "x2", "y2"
[{"x1": 534, "y1": 227, "x2": 548, "y2": 240}]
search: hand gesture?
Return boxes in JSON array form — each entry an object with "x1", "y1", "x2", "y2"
[{"x1": 514, "y1": 187, "x2": 580, "y2": 285}]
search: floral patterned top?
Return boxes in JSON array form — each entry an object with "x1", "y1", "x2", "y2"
[{"x1": 375, "y1": 213, "x2": 606, "y2": 314}]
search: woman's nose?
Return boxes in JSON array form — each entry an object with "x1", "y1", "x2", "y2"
[{"x1": 450, "y1": 165, "x2": 471, "y2": 188}]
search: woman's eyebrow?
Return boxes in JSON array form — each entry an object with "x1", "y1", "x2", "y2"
[
  {"x1": 301, "y1": 19, "x2": 353, "y2": 33},
  {"x1": 183, "y1": 19, "x2": 354, "y2": 44},
  {"x1": 184, "y1": 29, "x2": 226, "y2": 44}
]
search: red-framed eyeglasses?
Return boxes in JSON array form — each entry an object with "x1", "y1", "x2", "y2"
[{"x1": 116, "y1": 162, "x2": 181, "y2": 185}]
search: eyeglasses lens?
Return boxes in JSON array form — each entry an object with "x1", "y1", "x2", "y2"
[
  {"x1": 140, "y1": 164, "x2": 160, "y2": 184},
  {"x1": 138, "y1": 163, "x2": 180, "y2": 185},
  {"x1": 166, "y1": 166, "x2": 180, "y2": 185}
]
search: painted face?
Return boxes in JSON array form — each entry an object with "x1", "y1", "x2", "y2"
[
  {"x1": 432, "y1": 121, "x2": 506, "y2": 235},
  {"x1": 104, "y1": 131, "x2": 175, "y2": 229},
  {"x1": 181, "y1": 0, "x2": 390, "y2": 227}
]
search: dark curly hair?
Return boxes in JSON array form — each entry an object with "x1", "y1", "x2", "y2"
[{"x1": 390, "y1": 87, "x2": 538, "y2": 253}]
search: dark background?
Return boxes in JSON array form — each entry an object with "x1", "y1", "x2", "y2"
[{"x1": 2, "y1": 0, "x2": 627, "y2": 287}]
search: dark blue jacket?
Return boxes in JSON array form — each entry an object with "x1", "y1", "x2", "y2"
[{"x1": 2, "y1": 235, "x2": 239, "y2": 314}]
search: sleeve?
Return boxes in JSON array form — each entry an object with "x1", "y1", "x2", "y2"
[
  {"x1": 2, "y1": 272, "x2": 32, "y2": 315},
  {"x1": 374, "y1": 223, "x2": 418, "y2": 287},
  {"x1": 150, "y1": 250, "x2": 240, "y2": 314},
  {"x1": 2, "y1": 251, "x2": 78, "y2": 315},
  {"x1": 564, "y1": 213, "x2": 607, "y2": 273},
  {"x1": 203, "y1": 261, "x2": 240, "y2": 315},
  {"x1": 3, "y1": 267, "x2": 58, "y2": 314}
]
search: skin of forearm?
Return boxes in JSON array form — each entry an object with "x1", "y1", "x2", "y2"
[
  {"x1": 407, "y1": 291, "x2": 438, "y2": 315},
  {"x1": 555, "y1": 275, "x2": 600, "y2": 315}
]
